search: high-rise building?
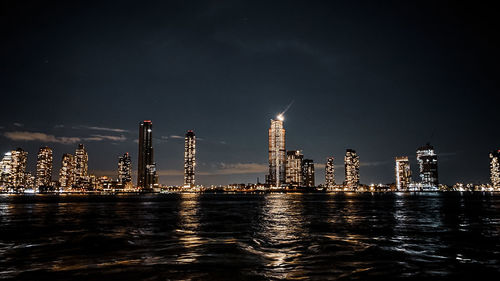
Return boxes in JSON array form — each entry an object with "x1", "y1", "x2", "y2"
[
  {"x1": 325, "y1": 157, "x2": 335, "y2": 188},
  {"x1": 10, "y1": 148, "x2": 28, "y2": 187},
  {"x1": 24, "y1": 172, "x2": 35, "y2": 190},
  {"x1": 74, "y1": 144, "x2": 88, "y2": 186},
  {"x1": 59, "y1": 153, "x2": 75, "y2": 190},
  {"x1": 0, "y1": 152, "x2": 13, "y2": 187},
  {"x1": 416, "y1": 143, "x2": 438, "y2": 188},
  {"x1": 302, "y1": 159, "x2": 315, "y2": 187},
  {"x1": 184, "y1": 130, "x2": 196, "y2": 188},
  {"x1": 267, "y1": 116, "x2": 286, "y2": 187},
  {"x1": 285, "y1": 150, "x2": 303, "y2": 188},
  {"x1": 395, "y1": 156, "x2": 411, "y2": 191},
  {"x1": 490, "y1": 150, "x2": 500, "y2": 189},
  {"x1": 138, "y1": 120, "x2": 157, "y2": 189},
  {"x1": 118, "y1": 152, "x2": 132, "y2": 184},
  {"x1": 36, "y1": 146, "x2": 53, "y2": 188},
  {"x1": 344, "y1": 149, "x2": 360, "y2": 189}
]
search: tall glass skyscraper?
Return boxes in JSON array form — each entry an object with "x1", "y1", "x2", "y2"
[
  {"x1": 184, "y1": 130, "x2": 196, "y2": 188},
  {"x1": 267, "y1": 116, "x2": 286, "y2": 187},
  {"x1": 344, "y1": 149, "x2": 359, "y2": 189},
  {"x1": 138, "y1": 120, "x2": 157, "y2": 189},
  {"x1": 416, "y1": 143, "x2": 438, "y2": 189},
  {"x1": 36, "y1": 146, "x2": 53, "y2": 188}
]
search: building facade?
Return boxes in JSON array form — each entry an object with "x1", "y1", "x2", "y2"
[
  {"x1": 395, "y1": 156, "x2": 411, "y2": 191},
  {"x1": 59, "y1": 153, "x2": 75, "y2": 190},
  {"x1": 118, "y1": 152, "x2": 132, "y2": 185},
  {"x1": 344, "y1": 149, "x2": 360, "y2": 189},
  {"x1": 416, "y1": 143, "x2": 438, "y2": 188},
  {"x1": 285, "y1": 150, "x2": 303, "y2": 188},
  {"x1": 302, "y1": 159, "x2": 315, "y2": 187},
  {"x1": 10, "y1": 148, "x2": 28, "y2": 188},
  {"x1": 0, "y1": 152, "x2": 13, "y2": 187},
  {"x1": 137, "y1": 120, "x2": 157, "y2": 189},
  {"x1": 325, "y1": 157, "x2": 335, "y2": 188},
  {"x1": 490, "y1": 149, "x2": 500, "y2": 189},
  {"x1": 267, "y1": 117, "x2": 286, "y2": 187},
  {"x1": 184, "y1": 130, "x2": 196, "y2": 188},
  {"x1": 36, "y1": 146, "x2": 53, "y2": 188},
  {"x1": 74, "y1": 144, "x2": 88, "y2": 187}
]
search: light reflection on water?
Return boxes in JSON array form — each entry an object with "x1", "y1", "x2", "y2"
[{"x1": 0, "y1": 193, "x2": 499, "y2": 280}]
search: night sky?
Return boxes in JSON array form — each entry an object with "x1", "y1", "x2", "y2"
[{"x1": 1, "y1": 0, "x2": 498, "y2": 186}]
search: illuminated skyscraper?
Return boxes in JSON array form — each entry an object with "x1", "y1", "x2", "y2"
[
  {"x1": 118, "y1": 152, "x2": 132, "y2": 184},
  {"x1": 24, "y1": 172, "x2": 35, "y2": 190},
  {"x1": 267, "y1": 116, "x2": 286, "y2": 187},
  {"x1": 344, "y1": 149, "x2": 360, "y2": 188},
  {"x1": 0, "y1": 152, "x2": 13, "y2": 187},
  {"x1": 302, "y1": 159, "x2": 315, "y2": 187},
  {"x1": 138, "y1": 120, "x2": 157, "y2": 189},
  {"x1": 59, "y1": 153, "x2": 75, "y2": 189},
  {"x1": 5, "y1": 148, "x2": 28, "y2": 188},
  {"x1": 395, "y1": 156, "x2": 411, "y2": 191},
  {"x1": 490, "y1": 150, "x2": 500, "y2": 189},
  {"x1": 74, "y1": 144, "x2": 88, "y2": 186},
  {"x1": 184, "y1": 130, "x2": 196, "y2": 188},
  {"x1": 36, "y1": 146, "x2": 53, "y2": 188},
  {"x1": 325, "y1": 157, "x2": 335, "y2": 188},
  {"x1": 416, "y1": 143, "x2": 438, "y2": 188},
  {"x1": 285, "y1": 150, "x2": 303, "y2": 188}
]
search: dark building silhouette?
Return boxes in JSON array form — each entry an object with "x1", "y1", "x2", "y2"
[
  {"x1": 137, "y1": 120, "x2": 157, "y2": 189},
  {"x1": 302, "y1": 159, "x2": 315, "y2": 187},
  {"x1": 118, "y1": 152, "x2": 132, "y2": 184},
  {"x1": 416, "y1": 143, "x2": 438, "y2": 188}
]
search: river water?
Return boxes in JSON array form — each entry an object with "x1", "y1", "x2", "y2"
[{"x1": 1, "y1": 193, "x2": 499, "y2": 280}]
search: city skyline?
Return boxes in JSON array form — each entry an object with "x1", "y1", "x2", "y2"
[
  {"x1": 1, "y1": 1, "x2": 499, "y2": 185},
  {"x1": 3, "y1": 113, "x2": 500, "y2": 186},
  {"x1": 0, "y1": 116, "x2": 498, "y2": 189}
]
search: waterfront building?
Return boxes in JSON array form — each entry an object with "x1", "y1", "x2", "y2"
[
  {"x1": 184, "y1": 130, "x2": 196, "y2": 188},
  {"x1": 344, "y1": 149, "x2": 360, "y2": 189},
  {"x1": 0, "y1": 152, "x2": 13, "y2": 187},
  {"x1": 74, "y1": 144, "x2": 88, "y2": 187},
  {"x1": 395, "y1": 156, "x2": 411, "y2": 191},
  {"x1": 10, "y1": 148, "x2": 28, "y2": 187},
  {"x1": 24, "y1": 172, "x2": 35, "y2": 190},
  {"x1": 118, "y1": 152, "x2": 132, "y2": 185},
  {"x1": 59, "y1": 153, "x2": 75, "y2": 190},
  {"x1": 137, "y1": 120, "x2": 157, "y2": 189},
  {"x1": 490, "y1": 149, "x2": 500, "y2": 189},
  {"x1": 302, "y1": 159, "x2": 315, "y2": 187},
  {"x1": 36, "y1": 146, "x2": 53, "y2": 188},
  {"x1": 266, "y1": 115, "x2": 286, "y2": 187},
  {"x1": 325, "y1": 157, "x2": 335, "y2": 188},
  {"x1": 285, "y1": 150, "x2": 303, "y2": 188},
  {"x1": 416, "y1": 143, "x2": 438, "y2": 189}
]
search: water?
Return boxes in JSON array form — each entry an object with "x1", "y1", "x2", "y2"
[{"x1": 1, "y1": 193, "x2": 499, "y2": 280}]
